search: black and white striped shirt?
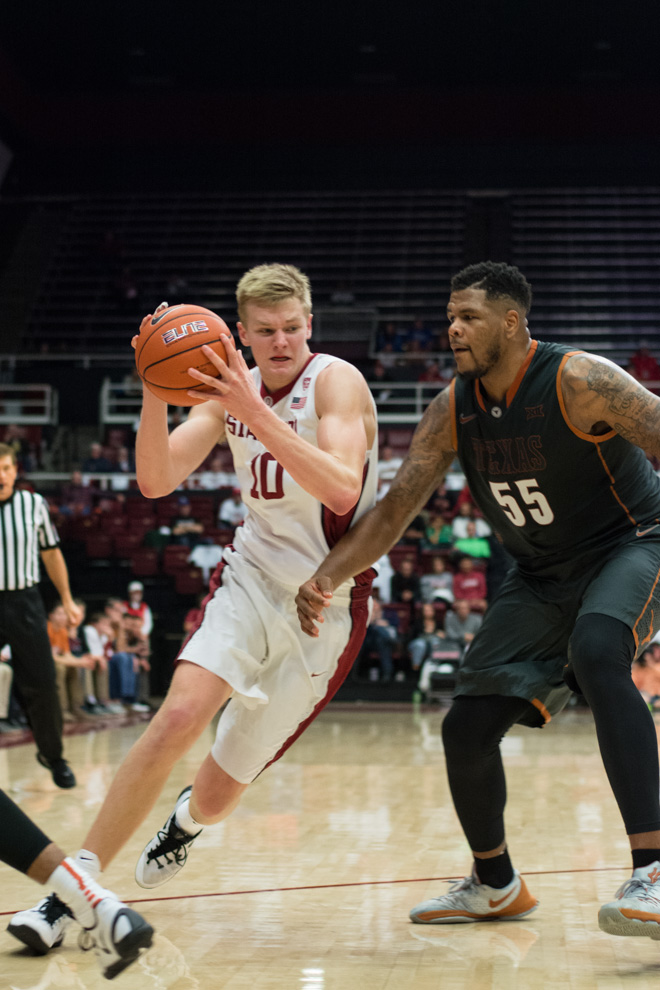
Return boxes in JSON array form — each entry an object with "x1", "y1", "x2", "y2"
[{"x1": 0, "y1": 491, "x2": 60, "y2": 591}]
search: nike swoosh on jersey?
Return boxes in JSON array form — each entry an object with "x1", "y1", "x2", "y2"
[
  {"x1": 459, "y1": 413, "x2": 477, "y2": 424},
  {"x1": 636, "y1": 524, "x2": 660, "y2": 537}
]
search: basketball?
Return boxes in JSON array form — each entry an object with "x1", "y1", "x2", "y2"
[{"x1": 135, "y1": 304, "x2": 229, "y2": 405}]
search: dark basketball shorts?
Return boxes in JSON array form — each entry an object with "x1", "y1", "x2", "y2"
[{"x1": 454, "y1": 531, "x2": 660, "y2": 725}]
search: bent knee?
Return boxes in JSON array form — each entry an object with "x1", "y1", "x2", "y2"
[
  {"x1": 149, "y1": 702, "x2": 209, "y2": 747},
  {"x1": 568, "y1": 614, "x2": 635, "y2": 689}
]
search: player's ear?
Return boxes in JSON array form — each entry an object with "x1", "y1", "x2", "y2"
[
  {"x1": 504, "y1": 308, "x2": 520, "y2": 337},
  {"x1": 236, "y1": 322, "x2": 248, "y2": 346}
]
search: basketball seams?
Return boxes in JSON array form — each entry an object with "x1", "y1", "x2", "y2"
[{"x1": 141, "y1": 339, "x2": 225, "y2": 381}]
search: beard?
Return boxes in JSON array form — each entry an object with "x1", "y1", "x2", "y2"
[{"x1": 456, "y1": 338, "x2": 502, "y2": 382}]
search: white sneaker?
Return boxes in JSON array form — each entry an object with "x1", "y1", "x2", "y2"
[
  {"x1": 135, "y1": 786, "x2": 202, "y2": 889},
  {"x1": 599, "y1": 861, "x2": 660, "y2": 937},
  {"x1": 7, "y1": 895, "x2": 72, "y2": 955},
  {"x1": 79, "y1": 893, "x2": 154, "y2": 979},
  {"x1": 409, "y1": 869, "x2": 539, "y2": 924}
]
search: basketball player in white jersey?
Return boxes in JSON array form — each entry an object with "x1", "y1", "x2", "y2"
[{"x1": 10, "y1": 263, "x2": 378, "y2": 950}]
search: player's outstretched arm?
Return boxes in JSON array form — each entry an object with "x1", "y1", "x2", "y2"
[
  {"x1": 561, "y1": 353, "x2": 660, "y2": 454},
  {"x1": 296, "y1": 387, "x2": 456, "y2": 636}
]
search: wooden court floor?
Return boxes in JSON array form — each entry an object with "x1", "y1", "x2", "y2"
[{"x1": 1, "y1": 704, "x2": 660, "y2": 989}]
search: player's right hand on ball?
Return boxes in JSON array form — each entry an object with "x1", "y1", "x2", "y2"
[
  {"x1": 133, "y1": 301, "x2": 169, "y2": 349},
  {"x1": 296, "y1": 577, "x2": 334, "y2": 637}
]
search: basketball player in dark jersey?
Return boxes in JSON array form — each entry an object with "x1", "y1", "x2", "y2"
[{"x1": 297, "y1": 261, "x2": 660, "y2": 938}]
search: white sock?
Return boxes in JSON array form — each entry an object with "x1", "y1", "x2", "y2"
[
  {"x1": 174, "y1": 798, "x2": 204, "y2": 836},
  {"x1": 48, "y1": 858, "x2": 109, "y2": 929},
  {"x1": 75, "y1": 848, "x2": 102, "y2": 880}
]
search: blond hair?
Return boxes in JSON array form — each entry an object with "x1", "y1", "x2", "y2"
[
  {"x1": 236, "y1": 263, "x2": 312, "y2": 321},
  {"x1": 0, "y1": 443, "x2": 17, "y2": 465}
]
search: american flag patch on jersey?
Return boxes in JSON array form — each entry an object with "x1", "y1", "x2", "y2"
[{"x1": 291, "y1": 396, "x2": 307, "y2": 410}]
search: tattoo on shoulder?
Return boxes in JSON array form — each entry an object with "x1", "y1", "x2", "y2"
[{"x1": 585, "y1": 360, "x2": 660, "y2": 444}]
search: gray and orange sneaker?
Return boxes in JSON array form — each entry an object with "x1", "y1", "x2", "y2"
[
  {"x1": 599, "y1": 861, "x2": 660, "y2": 938},
  {"x1": 410, "y1": 868, "x2": 538, "y2": 924}
]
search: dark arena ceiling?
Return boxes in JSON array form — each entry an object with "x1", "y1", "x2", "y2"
[{"x1": 0, "y1": 1, "x2": 659, "y2": 190}]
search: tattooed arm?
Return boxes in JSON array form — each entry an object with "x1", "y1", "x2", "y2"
[
  {"x1": 561, "y1": 352, "x2": 660, "y2": 453},
  {"x1": 296, "y1": 387, "x2": 456, "y2": 636}
]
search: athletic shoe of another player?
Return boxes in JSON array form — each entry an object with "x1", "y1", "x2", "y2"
[
  {"x1": 598, "y1": 861, "x2": 660, "y2": 938},
  {"x1": 7, "y1": 894, "x2": 73, "y2": 955},
  {"x1": 78, "y1": 893, "x2": 154, "y2": 980},
  {"x1": 135, "y1": 785, "x2": 202, "y2": 889},
  {"x1": 409, "y1": 868, "x2": 539, "y2": 924}
]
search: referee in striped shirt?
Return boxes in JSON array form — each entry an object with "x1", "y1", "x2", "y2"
[{"x1": 0, "y1": 443, "x2": 78, "y2": 788}]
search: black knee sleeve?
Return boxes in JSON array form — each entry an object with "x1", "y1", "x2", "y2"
[{"x1": 566, "y1": 613, "x2": 635, "y2": 696}]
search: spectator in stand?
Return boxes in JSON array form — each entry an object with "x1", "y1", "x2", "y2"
[
  {"x1": 122, "y1": 613, "x2": 152, "y2": 711},
  {"x1": 390, "y1": 556, "x2": 422, "y2": 605},
  {"x1": 628, "y1": 343, "x2": 660, "y2": 384},
  {"x1": 197, "y1": 453, "x2": 236, "y2": 491},
  {"x1": 115, "y1": 446, "x2": 135, "y2": 473},
  {"x1": 409, "y1": 604, "x2": 460, "y2": 694},
  {"x1": 183, "y1": 594, "x2": 205, "y2": 637},
  {"x1": 406, "y1": 317, "x2": 435, "y2": 354},
  {"x1": 408, "y1": 603, "x2": 446, "y2": 668},
  {"x1": 104, "y1": 608, "x2": 150, "y2": 714},
  {"x1": 68, "y1": 600, "x2": 109, "y2": 718},
  {"x1": 218, "y1": 488, "x2": 248, "y2": 529},
  {"x1": 418, "y1": 359, "x2": 451, "y2": 385},
  {"x1": 356, "y1": 597, "x2": 398, "y2": 682},
  {"x1": 376, "y1": 321, "x2": 408, "y2": 355},
  {"x1": 422, "y1": 511, "x2": 455, "y2": 551},
  {"x1": 47, "y1": 603, "x2": 93, "y2": 722},
  {"x1": 399, "y1": 511, "x2": 428, "y2": 549},
  {"x1": 454, "y1": 520, "x2": 492, "y2": 560},
  {"x1": 372, "y1": 552, "x2": 395, "y2": 602},
  {"x1": 420, "y1": 555, "x2": 455, "y2": 604},
  {"x1": 171, "y1": 496, "x2": 205, "y2": 548},
  {"x1": 188, "y1": 541, "x2": 224, "y2": 584},
  {"x1": 80, "y1": 611, "x2": 122, "y2": 715},
  {"x1": 369, "y1": 359, "x2": 395, "y2": 404},
  {"x1": 451, "y1": 501, "x2": 492, "y2": 540},
  {"x1": 0, "y1": 644, "x2": 19, "y2": 734},
  {"x1": 81, "y1": 443, "x2": 113, "y2": 474},
  {"x1": 444, "y1": 599, "x2": 484, "y2": 658},
  {"x1": 122, "y1": 581, "x2": 153, "y2": 640},
  {"x1": 426, "y1": 485, "x2": 454, "y2": 518},
  {"x1": 59, "y1": 470, "x2": 94, "y2": 518},
  {"x1": 452, "y1": 557, "x2": 488, "y2": 612},
  {"x1": 3, "y1": 425, "x2": 37, "y2": 472},
  {"x1": 377, "y1": 445, "x2": 404, "y2": 500},
  {"x1": 110, "y1": 446, "x2": 136, "y2": 492}
]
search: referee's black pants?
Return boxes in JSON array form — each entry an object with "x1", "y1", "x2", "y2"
[{"x1": 0, "y1": 587, "x2": 63, "y2": 764}]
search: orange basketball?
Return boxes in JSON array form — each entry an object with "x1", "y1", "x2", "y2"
[{"x1": 135, "y1": 304, "x2": 229, "y2": 406}]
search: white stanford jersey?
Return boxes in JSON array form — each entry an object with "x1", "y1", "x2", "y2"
[{"x1": 224, "y1": 353, "x2": 378, "y2": 593}]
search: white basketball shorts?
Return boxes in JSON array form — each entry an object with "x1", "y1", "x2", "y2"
[{"x1": 179, "y1": 547, "x2": 370, "y2": 783}]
